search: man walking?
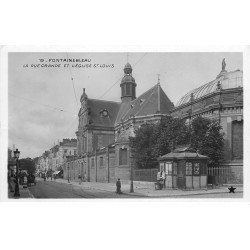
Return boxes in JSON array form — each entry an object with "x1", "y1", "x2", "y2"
[{"x1": 116, "y1": 178, "x2": 122, "y2": 194}]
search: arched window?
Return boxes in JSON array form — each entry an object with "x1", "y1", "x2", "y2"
[
  {"x1": 119, "y1": 148, "x2": 128, "y2": 165},
  {"x1": 232, "y1": 120, "x2": 243, "y2": 160}
]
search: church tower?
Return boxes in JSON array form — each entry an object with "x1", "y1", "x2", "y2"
[{"x1": 120, "y1": 63, "x2": 136, "y2": 102}]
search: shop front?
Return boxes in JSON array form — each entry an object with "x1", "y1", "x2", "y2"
[{"x1": 158, "y1": 147, "x2": 208, "y2": 190}]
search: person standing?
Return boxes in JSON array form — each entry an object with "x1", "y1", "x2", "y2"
[
  {"x1": 161, "y1": 170, "x2": 166, "y2": 188},
  {"x1": 78, "y1": 174, "x2": 82, "y2": 184},
  {"x1": 116, "y1": 178, "x2": 122, "y2": 194}
]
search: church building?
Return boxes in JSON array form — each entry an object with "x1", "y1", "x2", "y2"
[
  {"x1": 63, "y1": 58, "x2": 243, "y2": 184},
  {"x1": 71, "y1": 62, "x2": 174, "y2": 182}
]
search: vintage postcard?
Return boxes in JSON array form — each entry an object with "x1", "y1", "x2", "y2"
[{"x1": 1, "y1": 48, "x2": 245, "y2": 200}]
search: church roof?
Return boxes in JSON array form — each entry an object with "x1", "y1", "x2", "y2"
[
  {"x1": 87, "y1": 99, "x2": 120, "y2": 128},
  {"x1": 176, "y1": 69, "x2": 243, "y2": 107},
  {"x1": 115, "y1": 84, "x2": 174, "y2": 125}
]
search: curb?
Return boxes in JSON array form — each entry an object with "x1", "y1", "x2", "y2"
[
  {"x1": 125, "y1": 190, "x2": 244, "y2": 198},
  {"x1": 37, "y1": 179, "x2": 243, "y2": 198}
]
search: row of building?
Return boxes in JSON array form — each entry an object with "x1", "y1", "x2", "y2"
[
  {"x1": 35, "y1": 58, "x2": 243, "y2": 185},
  {"x1": 35, "y1": 139, "x2": 77, "y2": 174}
]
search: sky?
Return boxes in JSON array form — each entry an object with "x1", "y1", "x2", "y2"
[{"x1": 8, "y1": 52, "x2": 243, "y2": 159}]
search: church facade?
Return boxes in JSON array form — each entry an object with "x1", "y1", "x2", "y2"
[
  {"x1": 64, "y1": 62, "x2": 174, "y2": 182},
  {"x1": 63, "y1": 59, "x2": 243, "y2": 184}
]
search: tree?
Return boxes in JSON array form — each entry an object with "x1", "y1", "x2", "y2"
[
  {"x1": 19, "y1": 158, "x2": 36, "y2": 174},
  {"x1": 190, "y1": 117, "x2": 224, "y2": 168},
  {"x1": 129, "y1": 123, "x2": 157, "y2": 169},
  {"x1": 153, "y1": 116, "x2": 189, "y2": 157},
  {"x1": 129, "y1": 116, "x2": 189, "y2": 169},
  {"x1": 129, "y1": 116, "x2": 224, "y2": 170}
]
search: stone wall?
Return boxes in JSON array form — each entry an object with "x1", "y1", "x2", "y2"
[{"x1": 63, "y1": 147, "x2": 116, "y2": 183}]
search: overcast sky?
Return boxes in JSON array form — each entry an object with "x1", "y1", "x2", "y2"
[{"x1": 8, "y1": 52, "x2": 242, "y2": 158}]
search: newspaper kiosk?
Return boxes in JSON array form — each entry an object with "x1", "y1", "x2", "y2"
[{"x1": 158, "y1": 147, "x2": 208, "y2": 190}]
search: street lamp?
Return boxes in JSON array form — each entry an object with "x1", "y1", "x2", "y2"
[
  {"x1": 14, "y1": 148, "x2": 20, "y2": 198},
  {"x1": 67, "y1": 164, "x2": 70, "y2": 183},
  {"x1": 130, "y1": 155, "x2": 134, "y2": 193}
]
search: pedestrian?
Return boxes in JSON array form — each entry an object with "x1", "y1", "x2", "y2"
[
  {"x1": 161, "y1": 170, "x2": 166, "y2": 188},
  {"x1": 8, "y1": 169, "x2": 14, "y2": 192},
  {"x1": 116, "y1": 178, "x2": 122, "y2": 194},
  {"x1": 78, "y1": 174, "x2": 82, "y2": 184}
]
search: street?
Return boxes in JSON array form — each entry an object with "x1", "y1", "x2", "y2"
[
  {"x1": 26, "y1": 179, "x2": 243, "y2": 199},
  {"x1": 28, "y1": 179, "x2": 142, "y2": 199}
]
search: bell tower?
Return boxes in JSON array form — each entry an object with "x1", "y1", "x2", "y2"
[{"x1": 120, "y1": 62, "x2": 136, "y2": 102}]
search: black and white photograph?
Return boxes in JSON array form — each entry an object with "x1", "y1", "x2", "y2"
[
  {"x1": 1, "y1": 2, "x2": 250, "y2": 250},
  {"x1": 6, "y1": 52, "x2": 243, "y2": 199}
]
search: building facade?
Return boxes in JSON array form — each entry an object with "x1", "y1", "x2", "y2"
[
  {"x1": 35, "y1": 139, "x2": 77, "y2": 174},
  {"x1": 66, "y1": 59, "x2": 243, "y2": 184},
  {"x1": 74, "y1": 62, "x2": 174, "y2": 182},
  {"x1": 171, "y1": 61, "x2": 243, "y2": 183}
]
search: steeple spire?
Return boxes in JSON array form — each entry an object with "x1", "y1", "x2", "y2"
[
  {"x1": 120, "y1": 62, "x2": 137, "y2": 102},
  {"x1": 157, "y1": 74, "x2": 161, "y2": 113}
]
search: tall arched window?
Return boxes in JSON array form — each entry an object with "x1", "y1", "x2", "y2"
[
  {"x1": 119, "y1": 148, "x2": 128, "y2": 165},
  {"x1": 232, "y1": 120, "x2": 243, "y2": 160}
]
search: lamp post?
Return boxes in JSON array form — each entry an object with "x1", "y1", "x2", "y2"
[
  {"x1": 130, "y1": 154, "x2": 134, "y2": 193},
  {"x1": 67, "y1": 163, "x2": 70, "y2": 183},
  {"x1": 14, "y1": 148, "x2": 20, "y2": 198}
]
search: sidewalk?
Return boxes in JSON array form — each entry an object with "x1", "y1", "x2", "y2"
[
  {"x1": 50, "y1": 178, "x2": 243, "y2": 198},
  {"x1": 8, "y1": 184, "x2": 34, "y2": 199}
]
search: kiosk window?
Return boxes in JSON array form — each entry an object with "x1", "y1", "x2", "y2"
[
  {"x1": 160, "y1": 162, "x2": 165, "y2": 172},
  {"x1": 173, "y1": 162, "x2": 177, "y2": 175},
  {"x1": 194, "y1": 163, "x2": 200, "y2": 175},
  {"x1": 200, "y1": 163, "x2": 206, "y2": 175},
  {"x1": 186, "y1": 162, "x2": 192, "y2": 175},
  {"x1": 165, "y1": 162, "x2": 172, "y2": 175}
]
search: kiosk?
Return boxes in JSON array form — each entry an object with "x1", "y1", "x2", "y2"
[{"x1": 158, "y1": 147, "x2": 208, "y2": 190}]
